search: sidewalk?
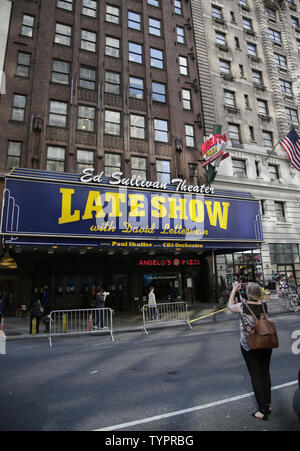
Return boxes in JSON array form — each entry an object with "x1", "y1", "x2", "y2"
[{"x1": 2, "y1": 298, "x2": 295, "y2": 341}]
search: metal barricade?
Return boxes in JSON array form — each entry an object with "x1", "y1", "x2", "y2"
[
  {"x1": 48, "y1": 308, "x2": 114, "y2": 348},
  {"x1": 141, "y1": 302, "x2": 192, "y2": 335}
]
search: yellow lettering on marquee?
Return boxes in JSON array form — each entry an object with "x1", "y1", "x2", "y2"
[
  {"x1": 82, "y1": 191, "x2": 105, "y2": 220},
  {"x1": 205, "y1": 201, "x2": 230, "y2": 230},
  {"x1": 189, "y1": 199, "x2": 204, "y2": 223},
  {"x1": 58, "y1": 188, "x2": 80, "y2": 224},
  {"x1": 151, "y1": 196, "x2": 167, "y2": 218},
  {"x1": 168, "y1": 197, "x2": 188, "y2": 220},
  {"x1": 128, "y1": 194, "x2": 145, "y2": 217},
  {"x1": 105, "y1": 192, "x2": 126, "y2": 217}
]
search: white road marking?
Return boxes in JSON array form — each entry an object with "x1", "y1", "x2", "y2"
[{"x1": 95, "y1": 380, "x2": 298, "y2": 431}]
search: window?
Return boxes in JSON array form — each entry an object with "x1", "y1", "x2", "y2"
[
  {"x1": 263, "y1": 130, "x2": 273, "y2": 149},
  {"x1": 265, "y1": 8, "x2": 276, "y2": 20},
  {"x1": 216, "y1": 31, "x2": 226, "y2": 46},
  {"x1": 16, "y1": 52, "x2": 31, "y2": 77},
  {"x1": 269, "y1": 163, "x2": 279, "y2": 180},
  {"x1": 219, "y1": 59, "x2": 231, "y2": 75},
  {"x1": 105, "y1": 110, "x2": 121, "y2": 135},
  {"x1": 129, "y1": 42, "x2": 143, "y2": 64},
  {"x1": 156, "y1": 160, "x2": 170, "y2": 184},
  {"x1": 149, "y1": 18, "x2": 161, "y2": 36},
  {"x1": 82, "y1": 0, "x2": 97, "y2": 18},
  {"x1": 242, "y1": 17, "x2": 253, "y2": 32},
  {"x1": 179, "y1": 56, "x2": 188, "y2": 75},
  {"x1": 80, "y1": 66, "x2": 96, "y2": 90},
  {"x1": 105, "y1": 36, "x2": 120, "y2": 58},
  {"x1": 131, "y1": 157, "x2": 147, "y2": 179},
  {"x1": 274, "y1": 201, "x2": 285, "y2": 221},
  {"x1": 269, "y1": 28, "x2": 281, "y2": 44},
  {"x1": 182, "y1": 89, "x2": 192, "y2": 110},
  {"x1": 174, "y1": 0, "x2": 183, "y2": 15},
  {"x1": 105, "y1": 153, "x2": 121, "y2": 177},
  {"x1": 46, "y1": 146, "x2": 65, "y2": 172},
  {"x1": 249, "y1": 126, "x2": 255, "y2": 141},
  {"x1": 57, "y1": 0, "x2": 73, "y2": 11},
  {"x1": 52, "y1": 60, "x2": 70, "y2": 85},
  {"x1": 128, "y1": 11, "x2": 141, "y2": 30},
  {"x1": 280, "y1": 79, "x2": 293, "y2": 96},
  {"x1": 148, "y1": 0, "x2": 159, "y2": 6},
  {"x1": 176, "y1": 26, "x2": 185, "y2": 44},
  {"x1": 152, "y1": 82, "x2": 166, "y2": 103},
  {"x1": 292, "y1": 16, "x2": 299, "y2": 28},
  {"x1": 297, "y1": 39, "x2": 300, "y2": 50},
  {"x1": 154, "y1": 119, "x2": 168, "y2": 142},
  {"x1": 55, "y1": 23, "x2": 71, "y2": 46},
  {"x1": 285, "y1": 107, "x2": 299, "y2": 123},
  {"x1": 274, "y1": 53, "x2": 287, "y2": 69},
  {"x1": 130, "y1": 114, "x2": 145, "y2": 139},
  {"x1": 21, "y1": 15, "x2": 34, "y2": 37},
  {"x1": 257, "y1": 99, "x2": 268, "y2": 116},
  {"x1": 12, "y1": 94, "x2": 26, "y2": 121},
  {"x1": 185, "y1": 124, "x2": 195, "y2": 147},
  {"x1": 105, "y1": 71, "x2": 121, "y2": 95},
  {"x1": 49, "y1": 100, "x2": 67, "y2": 127},
  {"x1": 228, "y1": 123, "x2": 241, "y2": 144},
  {"x1": 244, "y1": 94, "x2": 250, "y2": 108},
  {"x1": 81, "y1": 30, "x2": 96, "y2": 52},
  {"x1": 224, "y1": 90, "x2": 235, "y2": 108},
  {"x1": 7, "y1": 141, "x2": 21, "y2": 169},
  {"x1": 129, "y1": 77, "x2": 144, "y2": 99},
  {"x1": 247, "y1": 42, "x2": 257, "y2": 56},
  {"x1": 78, "y1": 106, "x2": 95, "y2": 132},
  {"x1": 150, "y1": 48, "x2": 164, "y2": 69},
  {"x1": 77, "y1": 149, "x2": 94, "y2": 173},
  {"x1": 106, "y1": 5, "x2": 119, "y2": 23},
  {"x1": 252, "y1": 70, "x2": 263, "y2": 85},
  {"x1": 212, "y1": 5, "x2": 223, "y2": 20},
  {"x1": 189, "y1": 164, "x2": 198, "y2": 185},
  {"x1": 232, "y1": 158, "x2": 246, "y2": 178}
]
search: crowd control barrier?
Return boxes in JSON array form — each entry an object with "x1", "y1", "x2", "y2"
[
  {"x1": 141, "y1": 302, "x2": 192, "y2": 335},
  {"x1": 48, "y1": 308, "x2": 114, "y2": 348}
]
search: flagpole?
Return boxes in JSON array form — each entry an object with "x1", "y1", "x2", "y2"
[
  {"x1": 264, "y1": 141, "x2": 280, "y2": 162},
  {"x1": 264, "y1": 125, "x2": 293, "y2": 162}
]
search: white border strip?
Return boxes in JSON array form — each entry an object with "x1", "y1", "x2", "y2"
[{"x1": 95, "y1": 380, "x2": 298, "y2": 431}]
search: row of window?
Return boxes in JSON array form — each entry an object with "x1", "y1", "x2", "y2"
[
  {"x1": 56, "y1": 0, "x2": 181, "y2": 16},
  {"x1": 11, "y1": 94, "x2": 196, "y2": 145},
  {"x1": 6, "y1": 142, "x2": 197, "y2": 185},
  {"x1": 17, "y1": 52, "x2": 190, "y2": 89},
  {"x1": 232, "y1": 157, "x2": 281, "y2": 182},
  {"x1": 21, "y1": 11, "x2": 187, "y2": 50}
]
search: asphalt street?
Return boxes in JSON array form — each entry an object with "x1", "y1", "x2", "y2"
[{"x1": 0, "y1": 312, "x2": 299, "y2": 432}]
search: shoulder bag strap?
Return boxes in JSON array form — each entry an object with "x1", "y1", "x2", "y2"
[{"x1": 243, "y1": 302, "x2": 258, "y2": 322}]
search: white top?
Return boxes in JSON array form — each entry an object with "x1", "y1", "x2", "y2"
[{"x1": 148, "y1": 291, "x2": 156, "y2": 305}]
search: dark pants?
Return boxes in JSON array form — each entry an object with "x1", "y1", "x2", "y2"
[
  {"x1": 241, "y1": 346, "x2": 272, "y2": 413},
  {"x1": 94, "y1": 304, "x2": 104, "y2": 328},
  {"x1": 30, "y1": 316, "x2": 40, "y2": 334}
]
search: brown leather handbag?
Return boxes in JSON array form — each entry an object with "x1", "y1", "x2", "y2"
[{"x1": 241, "y1": 302, "x2": 279, "y2": 350}]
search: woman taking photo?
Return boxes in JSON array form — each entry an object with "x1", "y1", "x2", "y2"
[{"x1": 227, "y1": 281, "x2": 273, "y2": 421}]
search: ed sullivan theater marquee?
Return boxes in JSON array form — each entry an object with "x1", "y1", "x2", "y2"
[{"x1": 0, "y1": 168, "x2": 263, "y2": 311}]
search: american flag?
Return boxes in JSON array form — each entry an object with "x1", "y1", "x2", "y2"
[{"x1": 279, "y1": 127, "x2": 300, "y2": 171}]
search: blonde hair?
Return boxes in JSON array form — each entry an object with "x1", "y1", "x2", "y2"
[{"x1": 246, "y1": 282, "x2": 262, "y2": 301}]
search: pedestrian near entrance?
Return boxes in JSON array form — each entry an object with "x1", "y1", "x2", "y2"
[
  {"x1": 41, "y1": 285, "x2": 51, "y2": 333},
  {"x1": 228, "y1": 281, "x2": 273, "y2": 421},
  {"x1": 29, "y1": 295, "x2": 43, "y2": 334},
  {"x1": 148, "y1": 286, "x2": 158, "y2": 321},
  {"x1": 93, "y1": 288, "x2": 106, "y2": 329}
]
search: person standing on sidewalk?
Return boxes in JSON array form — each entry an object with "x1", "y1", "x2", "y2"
[
  {"x1": 227, "y1": 281, "x2": 273, "y2": 421},
  {"x1": 148, "y1": 286, "x2": 158, "y2": 321},
  {"x1": 93, "y1": 288, "x2": 106, "y2": 329}
]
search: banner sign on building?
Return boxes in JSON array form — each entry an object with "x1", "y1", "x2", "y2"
[{"x1": 1, "y1": 171, "x2": 263, "y2": 248}]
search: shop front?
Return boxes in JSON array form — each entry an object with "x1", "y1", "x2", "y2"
[{"x1": 0, "y1": 168, "x2": 263, "y2": 314}]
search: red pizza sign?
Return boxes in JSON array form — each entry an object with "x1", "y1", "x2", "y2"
[{"x1": 201, "y1": 133, "x2": 229, "y2": 168}]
